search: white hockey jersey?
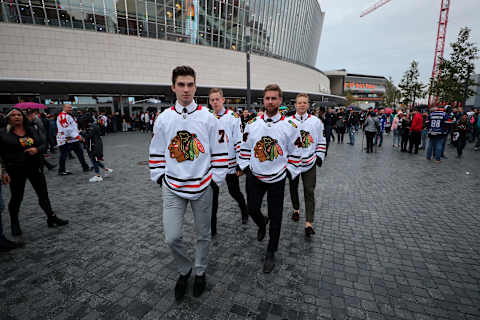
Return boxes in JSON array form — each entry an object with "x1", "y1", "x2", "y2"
[
  {"x1": 56, "y1": 111, "x2": 82, "y2": 146},
  {"x1": 211, "y1": 108, "x2": 242, "y2": 174},
  {"x1": 149, "y1": 101, "x2": 228, "y2": 200},
  {"x1": 239, "y1": 112, "x2": 302, "y2": 183},
  {"x1": 287, "y1": 113, "x2": 326, "y2": 173}
]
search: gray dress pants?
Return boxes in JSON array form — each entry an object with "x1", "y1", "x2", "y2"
[{"x1": 162, "y1": 184, "x2": 213, "y2": 276}]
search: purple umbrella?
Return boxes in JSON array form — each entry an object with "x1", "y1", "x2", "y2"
[{"x1": 13, "y1": 102, "x2": 47, "y2": 109}]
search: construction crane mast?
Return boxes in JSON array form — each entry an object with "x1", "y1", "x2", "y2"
[
  {"x1": 429, "y1": 0, "x2": 451, "y2": 107},
  {"x1": 360, "y1": 0, "x2": 393, "y2": 18},
  {"x1": 360, "y1": 0, "x2": 452, "y2": 108}
]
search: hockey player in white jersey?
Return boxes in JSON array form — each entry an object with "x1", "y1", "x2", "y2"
[
  {"x1": 149, "y1": 66, "x2": 228, "y2": 300},
  {"x1": 239, "y1": 84, "x2": 302, "y2": 273},
  {"x1": 287, "y1": 93, "x2": 326, "y2": 238},
  {"x1": 208, "y1": 88, "x2": 249, "y2": 237}
]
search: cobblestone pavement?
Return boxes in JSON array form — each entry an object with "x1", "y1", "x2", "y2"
[{"x1": 1, "y1": 132, "x2": 480, "y2": 320}]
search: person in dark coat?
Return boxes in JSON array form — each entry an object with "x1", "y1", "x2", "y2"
[
  {"x1": 0, "y1": 108, "x2": 68, "y2": 237},
  {"x1": 80, "y1": 119, "x2": 113, "y2": 182}
]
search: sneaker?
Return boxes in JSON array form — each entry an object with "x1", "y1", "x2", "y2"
[
  {"x1": 103, "y1": 168, "x2": 113, "y2": 177},
  {"x1": 58, "y1": 171, "x2": 72, "y2": 176},
  {"x1": 474, "y1": 147, "x2": 479, "y2": 151},
  {"x1": 89, "y1": 175, "x2": 103, "y2": 182}
]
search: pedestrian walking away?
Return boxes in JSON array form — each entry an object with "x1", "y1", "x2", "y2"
[
  {"x1": 208, "y1": 88, "x2": 248, "y2": 237},
  {"x1": 80, "y1": 118, "x2": 114, "y2": 182},
  {"x1": 149, "y1": 66, "x2": 228, "y2": 301},
  {"x1": 56, "y1": 104, "x2": 90, "y2": 175},
  {"x1": 409, "y1": 109, "x2": 423, "y2": 154},
  {"x1": 239, "y1": 84, "x2": 302, "y2": 274},
  {"x1": 0, "y1": 108, "x2": 68, "y2": 237},
  {"x1": 363, "y1": 112, "x2": 379, "y2": 153},
  {"x1": 426, "y1": 107, "x2": 449, "y2": 162},
  {"x1": 287, "y1": 93, "x2": 326, "y2": 238}
]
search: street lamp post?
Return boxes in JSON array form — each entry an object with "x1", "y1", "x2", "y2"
[{"x1": 245, "y1": 3, "x2": 252, "y2": 111}]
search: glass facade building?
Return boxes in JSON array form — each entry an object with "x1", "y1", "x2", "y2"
[{"x1": 0, "y1": 0, "x2": 324, "y2": 66}]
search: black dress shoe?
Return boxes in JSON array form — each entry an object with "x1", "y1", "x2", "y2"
[
  {"x1": 47, "y1": 215, "x2": 69, "y2": 228},
  {"x1": 305, "y1": 226, "x2": 315, "y2": 238},
  {"x1": 11, "y1": 218, "x2": 22, "y2": 236},
  {"x1": 257, "y1": 216, "x2": 267, "y2": 241},
  {"x1": 175, "y1": 269, "x2": 191, "y2": 301},
  {"x1": 193, "y1": 274, "x2": 206, "y2": 297},
  {"x1": 58, "y1": 171, "x2": 72, "y2": 176},
  {"x1": 263, "y1": 252, "x2": 275, "y2": 274}
]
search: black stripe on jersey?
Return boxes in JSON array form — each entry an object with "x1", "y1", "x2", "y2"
[
  {"x1": 287, "y1": 155, "x2": 301, "y2": 159},
  {"x1": 240, "y1": 148, "x2": 250, "y2": 152},
  {"x1": 212, "y1": 165, "x2": 228, "y2": 169},
  {"x1": 302, "y1": 152, "x2": 315, "y2": 161},
  {"x1": 253, "y1": 166, "x2": 286, "y2": 177},
  {"x1": 234, "y1": 142, "x2": 241, "y2": 146},
  {"x1": 256, "y1": 168, "x2": 286, "y2": 181},
  {"x1": 239, "y1": 156, "x2": 251, "y2": 160},
  {"x1": 164, "y1": 180, "x2": 210, "y2": 195},
  {"x1": 211, "y1": 152, "x2": 229, "y2": 157},
  {"x1": 150, "y1": 154, "x2": 165, "y2": 158},
  {"x1": 149, "y1": 166, "x2": 165, "y2": 170},
  {"x1": 166, "y1": 167, "x2": 212, "y2": 182}
]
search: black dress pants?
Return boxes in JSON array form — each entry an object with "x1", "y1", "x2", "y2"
[
  {"x1": 365, "y1": 131, "x2": 375, "y2": 153},
  {"x1": 211, "y1": 173, "x2": 248, "y2": 234},
  {"x1": 8, "y1": 166, "x2": 54, "y2": 219},
  {"x1": 246, "y1": 173, "x2": 286, "y2": 253},
  {"x1": 58, "y1": 141, "x2": 89, "y2": 173},
  {"x1": 409, "y1": 131, "x2": 421, "y2": 153}
]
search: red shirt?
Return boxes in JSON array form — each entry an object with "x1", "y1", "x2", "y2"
[{"x1": 410, "y1": 113, "x2": 423, "y2": 132}]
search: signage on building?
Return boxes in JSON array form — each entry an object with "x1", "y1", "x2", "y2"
[{"x1": 344, "y1": 82, "x2": 376, "y2": 90}]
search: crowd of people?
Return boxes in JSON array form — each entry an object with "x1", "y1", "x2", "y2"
[{"x1": 0, "y1": 65, "x2": 479, "y2": 303}]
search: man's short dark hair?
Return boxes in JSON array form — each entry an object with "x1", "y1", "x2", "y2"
[{"x1": 172, "y1": 66, "x2": 196, "y2": 85}]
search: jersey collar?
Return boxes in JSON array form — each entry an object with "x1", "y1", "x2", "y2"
[
  {"x1": 262, "y1": 112, "x2": 282, "y2": 123},
  {"x1": 294, "y1": 113, "x2": 310, "y2": 122},
  {"x1": 175, "y1": 100, "x2": 197, "y2": 114}
]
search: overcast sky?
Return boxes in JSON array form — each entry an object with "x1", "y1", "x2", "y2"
[{"x1": 316, "y1": 0, "x2": 480, "y2": 85}]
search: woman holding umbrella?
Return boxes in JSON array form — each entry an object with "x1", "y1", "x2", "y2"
[{"x1": 0, "y1": 108, "x2": 68, "y2": 236}]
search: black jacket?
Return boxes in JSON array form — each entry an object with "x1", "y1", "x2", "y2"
[
  {"x1": 82, "y1": 124, "x2": 103, "y2": 158},
  {"x1": 0, "y1": 125, "x2": 47, "y2": 170}
]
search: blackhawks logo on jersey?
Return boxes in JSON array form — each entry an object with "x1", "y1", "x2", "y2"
[
  {"x1": 254, "y1": 136, "x2": 283, "y2": 162},
  {"x1": 300, "y1": 130, "x2": 314, "y2": 148},
  {"x1": 168, "y1": 130, "x2": 205, "y2": 162}
]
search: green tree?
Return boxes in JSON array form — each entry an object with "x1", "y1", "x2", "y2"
[
  {"x1": 399, "y1": 60, "x2": 426, "y2": 109},
  {"x1": 384, "y1": 77, "x2": 401, "y2": 107},
  {"x1": 430, "y1": 27, "x2": 479, "y2": 106},
  {"x1": 344, "y1": 90, "x2": 355, "y2": 106}
]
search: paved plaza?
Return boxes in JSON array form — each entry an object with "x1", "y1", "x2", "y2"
[{"x1": 1, "y1": 132, "x2": 480, "y2": 320}]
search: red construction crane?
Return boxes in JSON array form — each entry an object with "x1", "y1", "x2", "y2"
[{"x1": 360, "y1": 0, "x2": 451, "y2": 108}]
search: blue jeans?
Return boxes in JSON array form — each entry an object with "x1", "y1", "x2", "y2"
[
  {"x1": 440, "y1": 135, "x2": 447, "y2": 157},
  {"x1": 89, "y1": 154, "x2": 105, "y2": 174},
  {"x1": 393, "y1": 128, "x2": 400, "y2": 146},
  {"x1": 374, "y1": 131, "x2": 383, "y2": 146},
  {"x1": 420, "y1": 129, "x2": 428, "y2": 148},
  {"x1": 0, "y1": 183, "x2": 4, "y2": 239},
  {"x1": 348, "y1": 127, "x2": 355, "y2": 145},
  {"x1": 426, "y1": 135, "x2": 444, "y2": 161}
]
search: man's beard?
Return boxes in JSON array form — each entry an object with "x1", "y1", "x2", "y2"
[{"x1": 266, "y1": 106, "x2": 279, "y2": 117}]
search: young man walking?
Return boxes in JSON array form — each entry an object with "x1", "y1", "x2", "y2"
[
  {"x1": 287, "y1": 94, "x2": 326, "y2": 237},
  {"x1": 149, "y1": 66, "x2": 228, "y2": 300},
  {"x1": 239, "y1": 84, "x2": 301, "y2": 273},
  {"x1": 57, "y1": 104, "x2": 90, "y2": 175},
  {"x1": 209, "y1": 88, "x2": 248, "y2": 237}
]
